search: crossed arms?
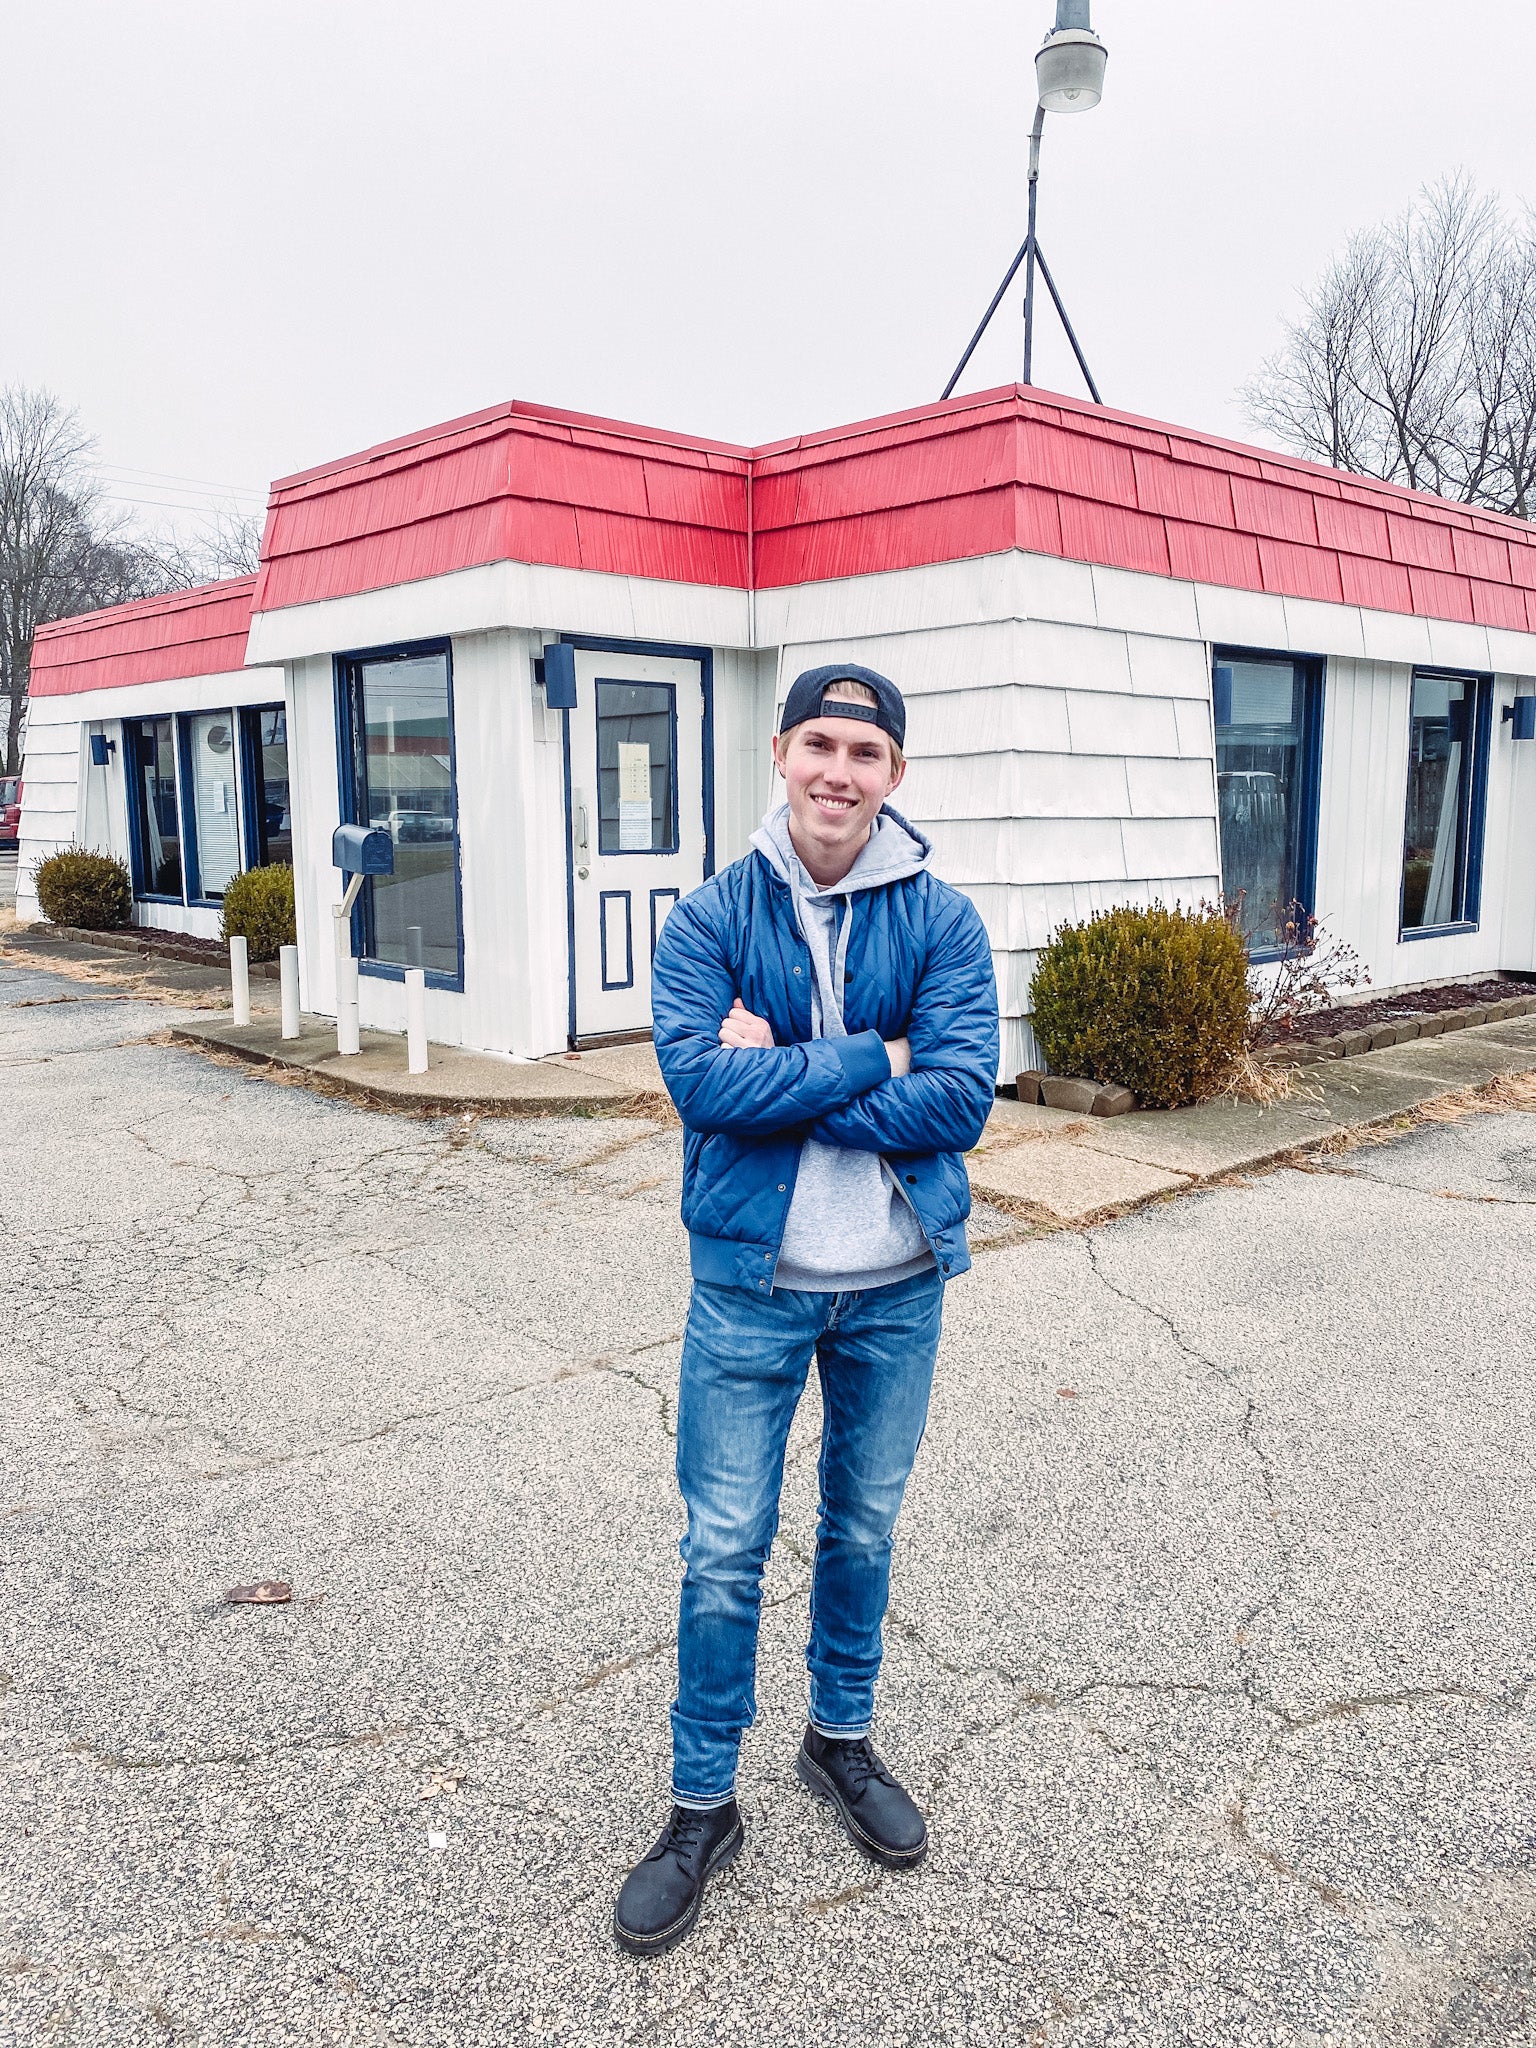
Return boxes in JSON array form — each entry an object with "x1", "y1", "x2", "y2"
[{"x1": 651, "y1": 893, "x2": 999, "y2": 1157}]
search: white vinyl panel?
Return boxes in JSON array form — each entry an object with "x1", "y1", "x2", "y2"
[
  {"x1": 1499, "y1": 688, "x2": 1536, "y2": 971},
  {"x1": 1426, "y1": 619, "x2": 1491, "y2": 671},
  {"x1": 899, "y1": 751, "x2": 1129, "y2": 823},
  {"x1": 1282, "y1": 597, "x2": 1365, "y2": 659},
  {"x1": 1195, "y1": 585, "x2": 1288, "y2": 650},
  {"x1": 1002, "y1": 1014, "x2": 1044, "y2": 1080},
  {"x1": 1018, "y1": 552, "x2": 1098, "y2": 627},
  {"x1": 926, "y1": 815, "x2": 1128, "y2": 886},
  {"x1": 992, "y1": 948, "x2": 1039, "y2": 1015},
  {"x1": 777, "y1": 619, "x2": 1019, "y2": 701},
  {"x1": 1064, "y1": 691, "x2": 1180, "y2": 757},
  {"x1": 953, "y1": 881, "x2": 1083, "y2": 952},
  {"x1": 1125, "y1": 633, "x2": 1213, "y2": 699},
  {"x1": 1091, "y1": 565, "x2": 1202, "y2": 640},
  {"x1": 1016, "y1": 619, "x2": 1133, "y2": 693},
  {"x1": 903, "y1": 685, "x2": 1072, "y2": 759},
  {"x1": 1173, "y1": 696, "x2": 1213, "y2": 758},
  {"x1": 712, "y1": 645, "x2": 775, "y2": 867},
  {"x1": 287, "y1": 653, "x2": 343, "y2": 1022},
  {"x1": 1125, "y1": 756, "x2": 1220, "y2": 819},
  {"x1": 755, "y1": 552, "x2": 1025, "y2": 649},
  {"x1": 1359, "y1": 609, "x2": 1433, "y2": 667},
  {"x1": 1484, "y1": 630, "x2": 1536, "y2": 678},
  {"x1": 1120, "y1": 816, "x2": 1222, "y2": 880}
]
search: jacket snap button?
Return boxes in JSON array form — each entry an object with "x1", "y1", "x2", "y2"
[
  {"x1": 777, "y1": 1184, "x2": 786, "y2": 1193},
  {"x1": 759, "y1": 1279, "x2": 768, "y2": 1289},
  {"x1": 905, "y1": 1174, "x2": 917, "y2": 1184},
  {"x1": 793, "y1": 966, "x2": 802, "y2": 975}
]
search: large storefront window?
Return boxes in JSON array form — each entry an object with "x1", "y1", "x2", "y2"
[
  {"x1": 1213, "y1": 651, "x2": 1324, "y2": 952},
  {"x1": 339, "y1": 644, "x2": 460, "y2": 980},
  {"x1": 1400, "y1": 670, "x2": 1490, "y2": 934},
  {"x1": 187, "y1": 712, "x2": 241, "y2": 898},
  {"x1": 127, "y1": 716, "x2": 182, "y2": 899},
  {"x1": 241, "y1": 705, "x2": 292, "y2": 867}
]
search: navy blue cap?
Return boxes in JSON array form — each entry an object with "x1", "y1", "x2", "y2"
[{"x1": 778, "y1": 664, "x2": 906, "y2": 749}]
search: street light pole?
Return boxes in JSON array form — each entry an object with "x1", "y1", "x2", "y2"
[
  {"x1": 1021, "y1": 103, "x2": 1046, "y2": 387},
  {"x1": 941, "y1": 0, "x2": 1108, "y2": 404}
]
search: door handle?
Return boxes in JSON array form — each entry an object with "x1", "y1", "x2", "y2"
[{"x1": 574, "y1": 798, "x2": 590, "y2": 878}]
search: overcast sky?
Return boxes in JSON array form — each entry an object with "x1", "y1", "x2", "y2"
[{"x1": 4, "y1": 0, "x2": 1535, "y2": 538}]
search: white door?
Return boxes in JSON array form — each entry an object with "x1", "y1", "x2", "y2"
[{"x1": 568, "y1": 647, "x2": 707, "y2": 1041}]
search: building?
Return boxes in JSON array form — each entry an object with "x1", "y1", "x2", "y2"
[{"x1": 17, "y1": 383, "x2": 1536, "y2": 1076}]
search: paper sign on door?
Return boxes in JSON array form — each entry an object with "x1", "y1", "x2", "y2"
[{"x1": 617, "y1": 743, "x2": 652, "y2": 851}]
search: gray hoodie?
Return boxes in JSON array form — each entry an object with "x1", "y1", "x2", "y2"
[{"x1": 750, "y1": 804, "x2": 937, "y2": 1294}]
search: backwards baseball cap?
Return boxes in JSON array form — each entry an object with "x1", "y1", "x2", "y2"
[{"x1": 778, "y1": 664, "x2": 906, "y2": 750}]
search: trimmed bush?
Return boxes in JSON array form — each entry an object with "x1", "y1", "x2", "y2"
[
  {"x1": 32, "y1": 846, "x2": 133, "y2": 931},
  {"x1": 1029, "y1": 903, "x2": 1249, "y2": 1109},
  {"x1": 220, "y1": 862, "x2": 296, "y2": 962}
]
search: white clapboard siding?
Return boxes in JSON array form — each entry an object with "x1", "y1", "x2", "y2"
[{"x1": 14, "y1": 714, "x2": 84, "y2": 912}]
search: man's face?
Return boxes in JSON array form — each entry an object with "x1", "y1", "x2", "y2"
[{"x1": 772, "y1": 708, "x2": 904, "y2": 869}]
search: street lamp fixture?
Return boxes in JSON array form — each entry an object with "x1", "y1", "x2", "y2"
[{"x1": 942, "y1": 0, "x2": 1108, "y2": 403}]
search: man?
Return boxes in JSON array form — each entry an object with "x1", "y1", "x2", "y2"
[{"x1": 613, "y1": 664, "x2": 999, "y2": 1957}]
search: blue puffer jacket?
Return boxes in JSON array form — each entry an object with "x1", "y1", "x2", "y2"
[{"x1": 651, "y1": 813, "x2": 1000, "y2": 1294}]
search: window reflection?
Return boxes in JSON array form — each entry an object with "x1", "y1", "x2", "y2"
[
  {"x1": 1215, "y1": 658, "x2": 1303, "y2": 948},
  {"x1": 189, "y1": 712, "x2": 239, "y2": 898},
  {"x1": 129, "y1": 716, "x2": 181, "y2": 898},
  {"x1": 597, "y1": 681, "x2": 676, "y2": 854},
  {"x1": 1401, "y1": 673, "x2": 1474, "y2": 930},
  {"x1": 352, "y1": 651, "x2": 458, "y2": 975}
]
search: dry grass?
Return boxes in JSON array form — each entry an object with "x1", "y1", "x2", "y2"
[{"x1": 1211, "y1": 1046, "x2": 1318, "y2": 1109}]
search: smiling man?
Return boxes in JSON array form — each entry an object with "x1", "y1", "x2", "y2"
[{"x1": 613, "y1": 664, "x2": 998, "y2": 1956}]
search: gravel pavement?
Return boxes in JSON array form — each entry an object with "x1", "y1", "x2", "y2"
[{"x1": 2, "y1": 952, "x2": 1534, "y2": 2048}]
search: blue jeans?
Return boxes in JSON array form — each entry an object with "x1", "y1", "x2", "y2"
[{"x1": 669, "y1": 1268, "x2": 945, "y2": 1807}]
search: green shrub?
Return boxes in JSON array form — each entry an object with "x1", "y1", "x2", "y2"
[
  {"x1": 1029, "y1": 902, "x2": 1250, "y2": 1109},
  {"x1": 220, "y1": 862, "x2": 296, "y2": 961},
  {"x1": 32, "y1": 846, "x2": 133, "y2": 931}
]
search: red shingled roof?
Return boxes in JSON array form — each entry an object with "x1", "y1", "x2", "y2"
[
  {"x1": 30, "y1": 576, "x2": 256, "y2": 698},
  {"x1": 253, "y1": 385, "x2": 1536, "y2": 629},
  {"x1": 31, "y1": 388, "x2": 1536, "y2": 699}
]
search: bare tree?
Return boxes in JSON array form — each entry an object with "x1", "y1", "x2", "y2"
[
  {"x1": 0, "y1": 387, "x2": 171, "y2": 775},
  {"x1": 1246, "y1": 176, "x2": 1536, "y2": 519},
  {"x1": 148, "y1": 505, "x2": 263, "y2": 589}
]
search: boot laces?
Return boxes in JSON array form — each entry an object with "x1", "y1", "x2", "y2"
[
  {"x1": 658, "y1": 1806, "x2": 712, "y2": 1860},
  {"x1": 833, "y1": 1737, "x2": 891, "y2": 1793}
]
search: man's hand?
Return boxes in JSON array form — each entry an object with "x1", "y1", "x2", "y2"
[
  {"x1": 719, "y1": 997, "x2": 775, "y2": 1050},
  {"x1": 883, "y1": 1036, "x2": 912, "y2": 1078}
]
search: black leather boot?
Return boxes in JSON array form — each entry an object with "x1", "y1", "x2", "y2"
[
  {"x1": 795, "y1": 1726, "x2": 928, "y2": 1868},
  {"x1": 613, "y1": 1800, "x2": 744, "y2": 1956}
]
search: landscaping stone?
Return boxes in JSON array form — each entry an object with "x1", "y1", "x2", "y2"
[
  {"x1": 1461, "y1": 1007, "x2": 1488, "y2": 1026},
  {"x1": 1339, "y1": 1028, "x2": 1374, "y2": 1056},
  {"x1": 1367, "y1": 1023, "x2": 1401, "y2": 1050},
  {"x1": 1416, "y1": 1013, "x2": 1446, "y2": 1038},
  {"x1": 1091, "y1": 1083, "x2": 1137, "y2": 1117},
  {"x1": 1389, "y1": 1019, "x2": 1421, "y2": 1044},
  {"x1": 1014, "y1": 1069, "x2": 1045, "y2": 1104},
  {"x1": 1040, "y1": 1076, "x2": 1100, "y2": 1114}
]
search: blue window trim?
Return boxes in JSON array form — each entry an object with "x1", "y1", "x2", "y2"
[
  {"x1": 122, "y1": 714, "x2": 186, "y2": 905},
  {"x1": 1397, "y1": 666, "x2": 1493, "y2": 942},
  {"x1": 1212, "y1": 644, "x2": 1326, "y2": 964},
  {"x1": 593, "y1": 676, "x2": 681, "y2": 856},
  {"x1": 334, "y1": 637, "x2": 465, "y2": 994},
  {"x1": 599, "y1": 889, "x2": 635, "y2": 990},
  {"x1": 650, "y1": 886, "x2": 680, "y2": 960},
  {"x1": 556, "y1": 634, "x2": 715, "y2": 1048},
  {"x1": 175, "y1": 714, "x2": 206, "y2": 904}
]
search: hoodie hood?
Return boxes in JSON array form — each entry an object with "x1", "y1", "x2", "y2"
[{"x1": 750, "y1": 802, "x2": 931, "y2": 901}]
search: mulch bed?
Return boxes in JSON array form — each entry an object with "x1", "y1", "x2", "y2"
[{"x1": 1257, "y1": 977, "x2": 1534, "y2": 1047}]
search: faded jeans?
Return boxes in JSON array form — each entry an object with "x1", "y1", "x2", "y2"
[{"x1": 669, "y1": 1268, "x2": 945, "y2": 1807}]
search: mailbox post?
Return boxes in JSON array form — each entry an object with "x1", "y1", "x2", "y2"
[{"x1": 331, "y1": 824, "x2": 393, "y2": 1056}]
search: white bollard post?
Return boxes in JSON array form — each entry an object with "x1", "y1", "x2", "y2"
[
  {"x1": 405, "y1": 968, "x2": 428, "y2": 1074},
  {"x1": 229, "y1": 935, "x2": 250, "y2": 1027},
  {"x1": 334, "y1": 903, "x2": 360, "y2": 1056},
  {"x1": 279, "y1": 944, "x2": 300, "y2": 1040}
]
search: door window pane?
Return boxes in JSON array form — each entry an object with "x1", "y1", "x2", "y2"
[
  {"x1": 129, "y1": 716, "x2": 182, "y2": 898},
  {"x1": 249, "y1": 706, "x2": 291, "y2": 867},
  {"x1": 1402, "y1": 673, "x2": 1475, "y2": 930},
  {"x1": 188, "y1": 712, "x2": 240, "y2": 898},
  {"x1": 354, "y1": 651, "x2": 458, "y2": 976},
  {"x1": 1215, "y1": 657, "x2": 1304, "y2": 947},
  {"x1": 597, "y1": 681, "x2": 676, "y2": 854}
]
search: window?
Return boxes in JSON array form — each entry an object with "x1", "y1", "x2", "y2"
[
  {"x1": 338, "y1": 644, "x2": 460, "y2": 981},
  {"x1": 241, "y1": 705, "x2": 291, "y2": 867},
  {"x1": 127, "y1": 716, "x2": 183, "y2": 899},
  {"x1": 1213, "y1": 651, "x2": 1324, "y2": 952},
  {"x1": 185, "y1": 713, "x2": 241, "y2": 899},
  {"x1": 1400, "y1": 670, "x2": 1491, "y2": 935},
  {"x1": 596, "y1": 681, "x2": 677, "y2": 854}
]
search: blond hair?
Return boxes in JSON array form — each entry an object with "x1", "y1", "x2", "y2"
[{"x1": 817, "y1": 679, "x2": 905, "y2": 770}]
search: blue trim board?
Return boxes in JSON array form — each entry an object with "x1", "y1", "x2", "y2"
[
  {"x1": 650, "y1": 887, "x2": 680, "y2": 959},
  {"x1": 122, "y1": 716, "x2": 183, "y2": 905},
  {"x1": 238, "y1": 707, "x2": 264, "y2": 871},
  {"x1": 562, "y1": 701, "x2": 578, "y2": 1047},
  {"x1": 333, "y1": 639, "x2": 465, "y2": 993},
  {"x1": 599, "y1": 890, "x2": 634, "y2": 990},
  {"x1": 175, "y1": 714, "x2": 204, "y2": 904}
]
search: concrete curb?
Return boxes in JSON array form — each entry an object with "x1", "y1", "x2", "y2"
[
  {"x1": 17, "y1": 921, "x2": 284, "y2": 979},
  {"x1": 1255, "y1": 991, "x2": 1536, "y2": 1064}
]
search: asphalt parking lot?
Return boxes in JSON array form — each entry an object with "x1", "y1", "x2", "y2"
[{"x1": 2, "y1": 950, "x2": 1534, "y2": 2047}]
